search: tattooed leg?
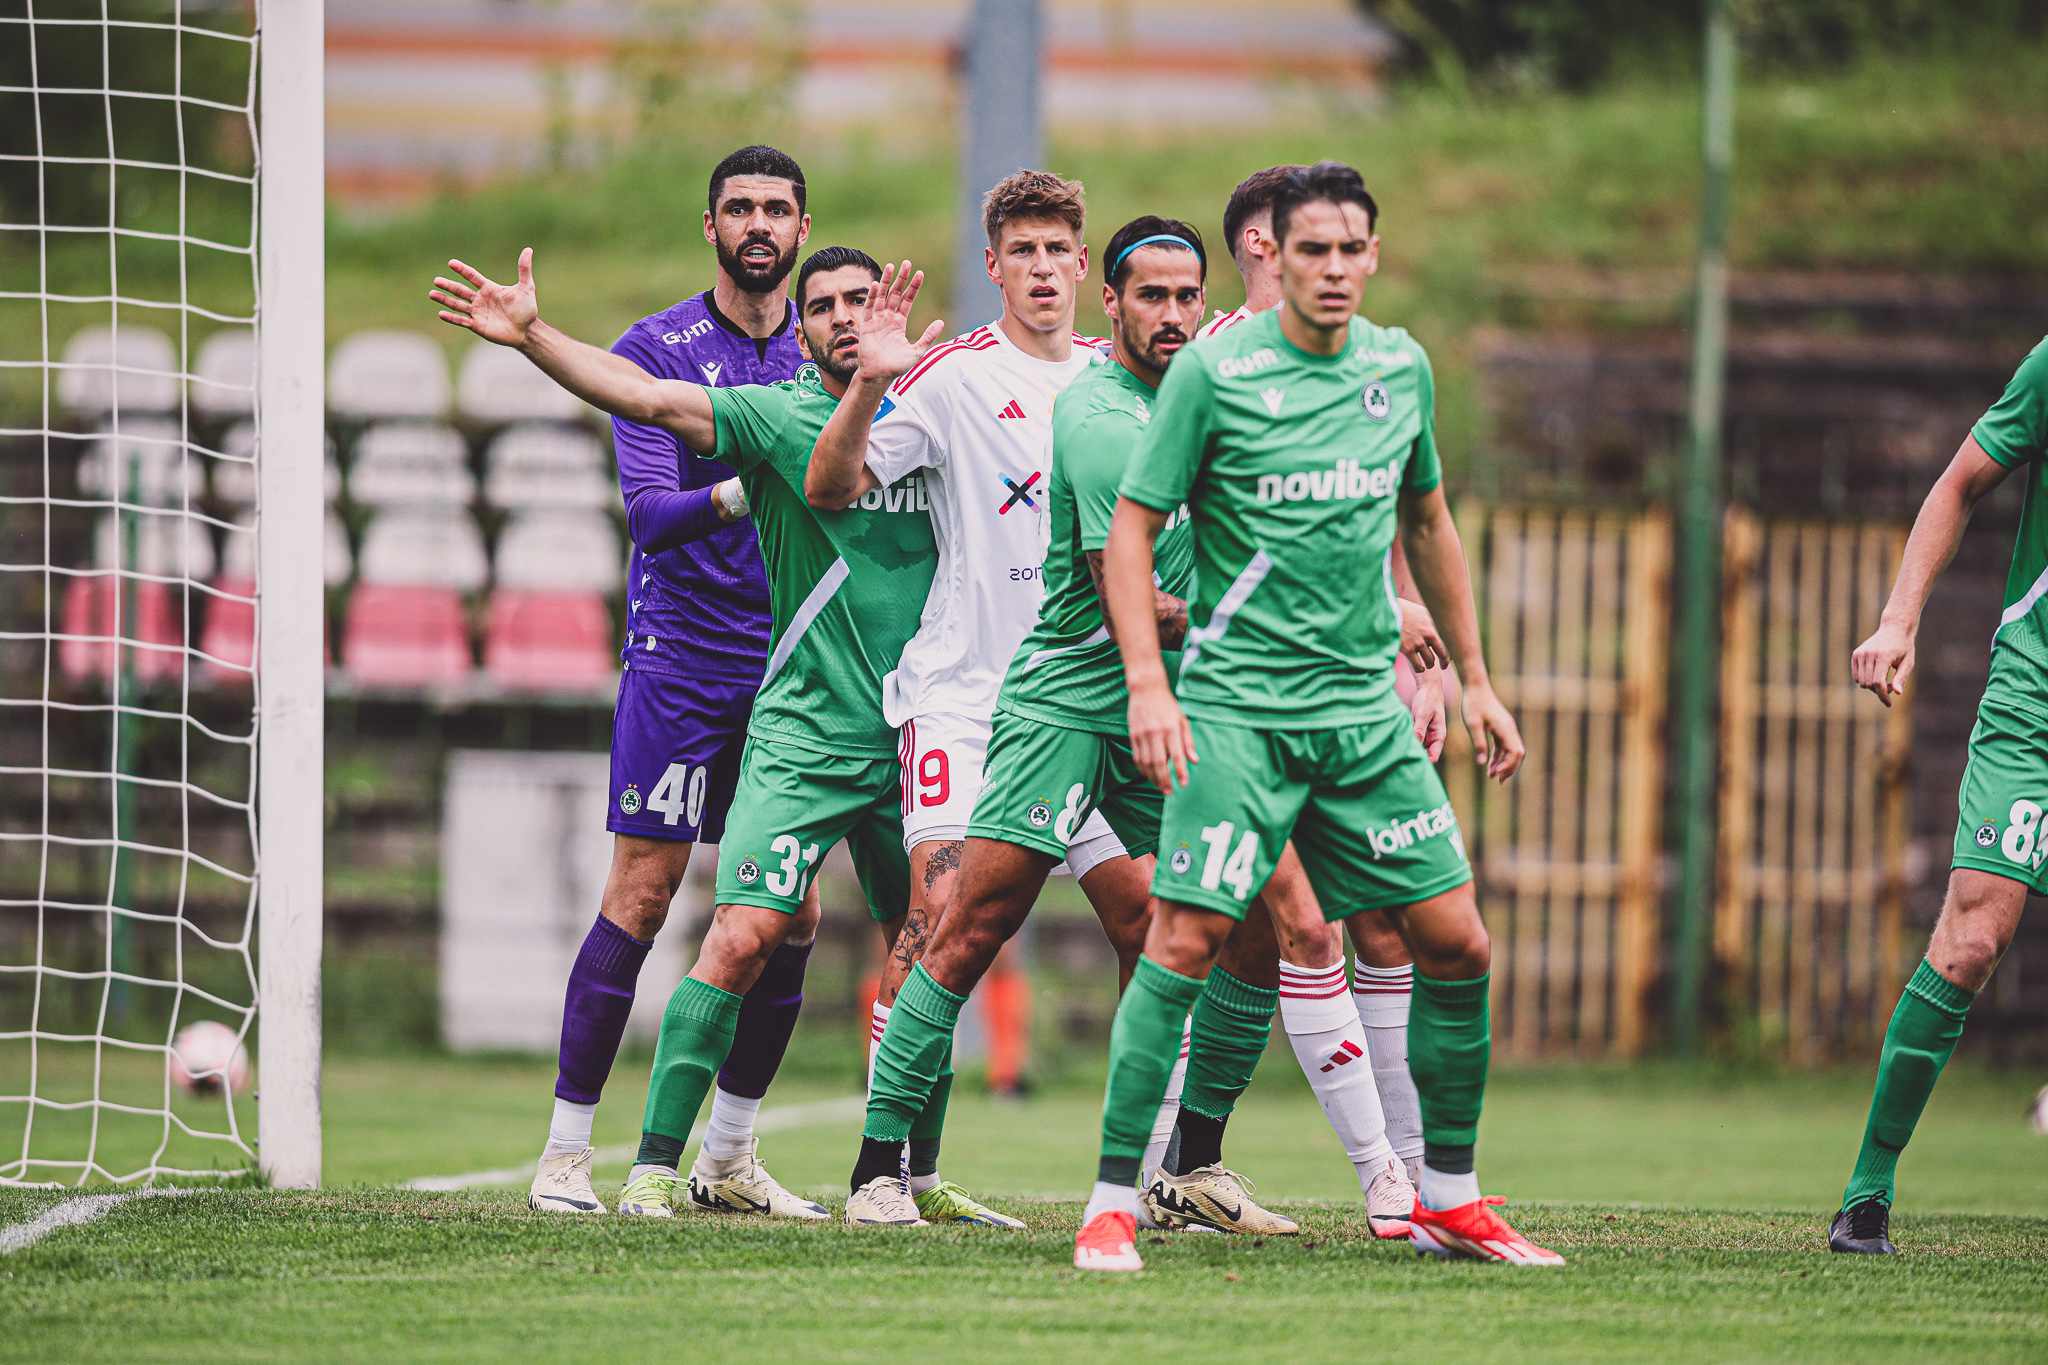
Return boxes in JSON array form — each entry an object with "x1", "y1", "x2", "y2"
[{"x1": 876, "y1": 840, "x2": 961, "y2": 1006}]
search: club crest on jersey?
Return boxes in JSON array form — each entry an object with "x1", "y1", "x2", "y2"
[
  {"x1": 1976, "y1": 820, "x2": 2000, "y2": 848},
  {"x1": 1027, "y1": 801, "x2": 1054, "y2": 829},
  {"x1": 735, "y1": 856, "x2": 762, "y2": 886},
  {"x1": 1169, "y1": 845, "x2": 1193, "y2": 875},
  {"x1": 618, "y1": 785, "x2": 642, "y2": 815},
  {"x1": 1362, "y1": 380, "x2": 1392, "y2": 422},
  {"x1": 794, "y1": 362, "x2": 821, "y2": 385}
]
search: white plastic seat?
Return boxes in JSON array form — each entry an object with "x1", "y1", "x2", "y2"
[
  {"x1": 57, "y1": 325, "x2": 182, "y2": 416},
  {"x1": 457, "y1": 341, "x2": 586, "y2": 423},
  {"x1": 91, "y1": 507, "x2": 217, "y2": 582},
  {"x1": 75, "y1": 421, "x2": 204, "y2": 507},
  {"x1": 492, "y1": 509, "x2": 620, "y2": 593},
  {"x1": 209, "y1": 423, "x2": 342, "y2": 507},
  {"x1": 348, "y1": 422, "x2": 475, "y2": 506},
  {"x1": 328, "y1": 330, "x2": 451, "y2": 420},
  {"x1": 356, "y1": 507, "x2": 488, "y2": 590},
  {"x1": 484, "y1": 423, "x2": 613, "y2": 511},
  {"x1": 192, "y1": 327, "x2": 255, "y2": 417}
]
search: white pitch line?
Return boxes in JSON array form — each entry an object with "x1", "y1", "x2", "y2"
[
  {"x1": 0, "y1": 1188, "x2": 183, "y2": 1254},
  {"x1": 404, "y1": 1094, "x2": 867, "y2": 1192}
]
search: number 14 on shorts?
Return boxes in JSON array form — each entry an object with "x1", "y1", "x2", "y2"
[{"x1": 1200, "y1": 822, "x2": 1261, "y2": 900}]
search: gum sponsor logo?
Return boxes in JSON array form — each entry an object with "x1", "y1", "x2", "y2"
[
  {"x1": 1365, "y1": 801, "x2": 1461, "y2": 860},
  {"x1": 1216, "y1": 348, "x2": 1280, "y2": 380},
  {"x1": 1256, "y1": 458, "x2": 1402, "y2": 504}
]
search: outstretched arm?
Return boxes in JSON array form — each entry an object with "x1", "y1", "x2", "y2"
[
  {"x1": 1852, "y1": 434, "x2": 2012, "y2": 705},
  {"x1": 432, "y1": 248, "x2": 717, "y2": 451},
  {"x1": 806, "y1": 261, "x2": 944, "y2": 508},
  {"x1": 1399, "y1": 485, "x2": 1525, "y2": 782}
]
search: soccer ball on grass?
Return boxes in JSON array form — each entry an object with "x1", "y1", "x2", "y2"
[{"x1": 170, "y1": 1020, "x2": 250, "y2": 1097}]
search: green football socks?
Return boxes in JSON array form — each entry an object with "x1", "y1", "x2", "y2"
[
  {"x1": 1097, "y1": 956, "x2": 1207, "y2": 1185},
  {"x1": 1410, "y1": 971, "x2": 1490, "y2": 1175},
  {"x1": 636, "y1": 976, "x2": 742, "y2": 1167},
  {"x1": 1843, "y1": 958, "x2": 1976, "y2": 1208},
  {"x1": 1179, "y1": 967, "x2": 1280, "y2": 1121},
  {"x1": 864, "y1": 965, "x2": 965, "y2": 1145}
]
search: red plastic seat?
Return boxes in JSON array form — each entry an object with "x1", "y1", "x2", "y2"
[
  {"x1": 343, "y1": 584, "x2": 472, "y2": 687},
  {"x1": 483, "y1": 589, "x2": 613, "y2": 689},
  {"x1": 60, "y1": 575, "x2": 182, "y2": 686}
]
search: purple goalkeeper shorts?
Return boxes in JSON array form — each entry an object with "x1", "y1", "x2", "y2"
[{"x1": 605, "y1": 667, "x2": 754, "y2": 843}]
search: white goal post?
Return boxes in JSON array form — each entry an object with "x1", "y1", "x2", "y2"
[{"x1": 255, "y1": 0, "x2": 325, "y2": 1192}]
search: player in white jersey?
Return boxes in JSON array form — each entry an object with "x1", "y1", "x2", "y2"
[{"x1": 804, "y1": 174, "x2": 1149, "y2": 1159}]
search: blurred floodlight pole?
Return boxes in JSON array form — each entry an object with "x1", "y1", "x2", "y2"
[
  {"x1": 955, "y1": 0, "x2": 1043, "y2": 329},
  {"x1": 1673, "y1": 0, "x2": 1737, "y2": 1057}
]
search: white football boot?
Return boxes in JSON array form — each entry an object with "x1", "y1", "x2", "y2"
[
  {"x1": 1363, "y1": 1156, "x2": 1417, "y2": 1238},
  {"x1": 528, "y1": 1147, "x2": 607, "y2": 1214},
  {"x1": 844, "y1": 1175, "x2": 929, "y2": 1226},
  {"x1": 687, "y1": 1139, "x2": 829, "y2": 1219},
  {"x1": 1146, "y1": 1164, "x2": 1299, "y2": 1235}
]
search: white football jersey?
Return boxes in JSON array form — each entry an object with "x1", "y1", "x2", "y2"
[
  {"x1": 1197, "y1": 303, "x2": 1262, "y2": 339},
  {"x1": 865, "y1": 321, "x2": 1105, "y2": 726}
]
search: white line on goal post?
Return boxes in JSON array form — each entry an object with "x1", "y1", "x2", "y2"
[{"x1": 255, "y1": 0, "x2": 326, "y2": 1191}]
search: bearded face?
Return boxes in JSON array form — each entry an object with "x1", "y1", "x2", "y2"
[{"x1": 711, "y1": 194, "x2": 803, "y2": 294}]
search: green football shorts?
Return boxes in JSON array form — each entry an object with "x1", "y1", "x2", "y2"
[
  {"x1": 1150, "y1": 708, "x2": 1472, "y2": 920},
  {"x1": 1950, "y1": 645, "x2": 2048, "y2": 894},
  {"x1": 964, "y1": 704, "x2": 1162, "y2": 862},
  {"x1": 715, "y1": 735, "x2": 909, "y2": 920}
]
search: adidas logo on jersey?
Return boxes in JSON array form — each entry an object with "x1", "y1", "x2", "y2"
[
  {"x1": 1256, "y1": 458, "x2": 1401, "y2": 504},
  {"x1": 996, "y1": 399, "x2": 1028, "y2": 419}
]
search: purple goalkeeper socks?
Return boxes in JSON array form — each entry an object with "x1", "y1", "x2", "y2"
[
  {"x1": 553, "y1": 915, "x2": 653, "y2": 1105},
  {"x1": 717, "y1": 941, "x2": 812, "y2": 1100}
]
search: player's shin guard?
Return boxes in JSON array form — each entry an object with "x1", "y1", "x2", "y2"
[
  {"x1": 1844, "y1": 959, "x2": 1975, "y2": 1208},
  {"x1": 636, "y1": 977, "x2": 742, "y2": 1168},
  {"x1": 1353, "y1": 963, "x2": 1424, "y2": 1169},
  {"x1": 1409, "y1": 971, "x2": 1489, "y2": 1210},
  {"x1": 555, "y1": 915, "x2": 652, "y2": 1107},
  {"x1": 1098, "y1": 958, "x2": 1207, "y2": 1186},
  {"x1": 1278, "y1": 962, "x2": 1396, "y2": 1179}
]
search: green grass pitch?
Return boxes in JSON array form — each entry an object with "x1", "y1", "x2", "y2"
[{"x1": 1, "y1": 1056, "x2": 2043, "y2": 1362}]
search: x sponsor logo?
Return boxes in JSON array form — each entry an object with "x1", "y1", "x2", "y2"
[{"x1": 999, "y1": 471, "x2": 1041, "y2": 514}]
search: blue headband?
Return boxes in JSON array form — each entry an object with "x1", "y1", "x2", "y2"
[{"x1": 1111, "y1": 233, "x2": 1197, "y2": 277}]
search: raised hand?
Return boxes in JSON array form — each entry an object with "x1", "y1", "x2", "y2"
[
  {"x1": 1851, "y1": 619, "x2": 1914, "y2": 707},
  {"x1": 431, "y1": 247, "x2": 539, "y2": 348},
  {"x1": 857, "y1": 260, "x2": 946, "y2": 384}
]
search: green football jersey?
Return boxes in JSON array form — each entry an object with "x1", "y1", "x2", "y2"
[
  {"x1": 997, "y1": 359, "x2": 1194, "y2": 735},
  {"x1": 1975, "y1": 336, "x2": 2048, "y2": 675},
  {"x1": 1120, "y1": 308, "x2": 1441, "y2": 729},
  {"x1": 707, "y1": 375, "x2": 937, "y2": 757}
]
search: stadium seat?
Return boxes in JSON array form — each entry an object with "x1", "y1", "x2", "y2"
[
  {"x1": 208, "y1": 424, "x2": 344, "y2": 510},
  {"x1": 343, "y1": 585, "x2": 473, "y2": 687},
  {"x1": 456, "y1": 341, "x2": 586, "y2": 424},
  {"x1": 191, "y1": 327, "x2": 255, "y2": 417},
  {"x1": 74, "y1": 421, "x2": 202, "y2": 507},
  {"x1": 347, "y1": 422, "x2": 475, "y2": 507},
  {"x1": 56, "y1": 325, "x2": 182, "y2": 417},
  {"x1": 345, "y1": 506, "x2": 485, "y2": 687},
  {"x1": 483, "y1": 423, "x2": 612, "y2": 510},
  {"x1": 59, "y1": 510, "x2": 212, "y2": 686},
  {"x1": 484, "y1": 509, "x2": 620, "y2": 687},
  {"x1": 327, "y1": 330, "x2": 451, "y2": 420},
  {"x1": 202, "y1": 508, "x2": 343, "y2": 684}
]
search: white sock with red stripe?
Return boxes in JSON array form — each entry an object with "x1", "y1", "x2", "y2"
[
  {"x1": 1140, "y1": 1015, "x2": 1192, "y2": 1183},
  {"x1": 867, "y1": 999, "x2": 890, "y2": 1098},
  {"x1": 1278, "y1": 960, "x2": 1396, "y2": 1186},
  {"x1": 1352, "y1": 963, "x2": 1424, "y2": 1172}
]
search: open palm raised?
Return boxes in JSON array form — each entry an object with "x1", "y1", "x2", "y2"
[
  {"x1": 857, "y1": 260, "x2": 947, "y2": 383},
  {"x1": 431, "y1": 247, "x2": 540, "y2": 349}
]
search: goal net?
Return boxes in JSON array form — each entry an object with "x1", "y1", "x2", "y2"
[{"x1": 1, "y1": 0, "x2": 323, "y2": 1188}]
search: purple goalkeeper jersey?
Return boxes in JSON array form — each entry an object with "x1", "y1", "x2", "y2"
[{"x1": 611, "y1": 290, "x2": 803, "y2": 683}]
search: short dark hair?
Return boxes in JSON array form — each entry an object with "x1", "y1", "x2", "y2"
[
  {"x1": 795, "y1": 246, "x2": 882, "y2": 310},
  {"x1": 982, "y1": 169, "x2": 1087, "y2": 248},
  {"x1": 1221, "y1": 165, "x2": 1304, "y2": 261},
  {"x1": 708, "y1": 145, "x2": 806, "y2": 215},
  {"x1": 1103, "y1": 216, "x2": 1206, "y2": 291},
  {"x1": 1270, "y1": 160, "x2": 1378, "y2": 243}
]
